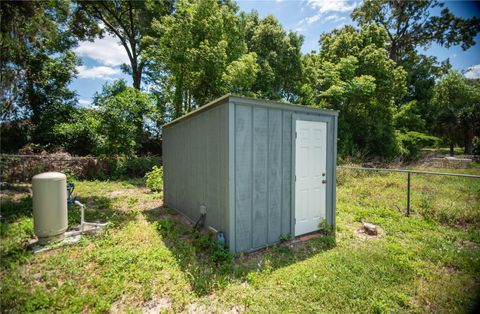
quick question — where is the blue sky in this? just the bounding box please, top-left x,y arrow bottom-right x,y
70,0 -> 480,107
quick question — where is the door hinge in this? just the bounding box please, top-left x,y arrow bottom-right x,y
295,131 -> 297,139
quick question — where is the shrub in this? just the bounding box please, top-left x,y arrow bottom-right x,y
396,131 -> 440,161
107,156 -> 162,179
145,165 -> 163,192
472,136 -> 480,155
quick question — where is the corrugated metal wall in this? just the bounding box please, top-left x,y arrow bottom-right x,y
233,102 -> 294,252
163,102 -> 229,235
163,95 -> 337,254
231,99 -> 337,253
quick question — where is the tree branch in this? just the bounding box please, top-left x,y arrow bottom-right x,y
86,2 -> 135,64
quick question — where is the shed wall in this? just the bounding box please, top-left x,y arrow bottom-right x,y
163,102 -> 230,235
231,99 -> 337,253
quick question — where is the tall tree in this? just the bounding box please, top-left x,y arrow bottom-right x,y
432,71 -> 480,155
352,0 -> 480,63
73,0 -> 173,90
1,0 -> 82,151
55,80 -> 157,156
242,12 -> 304,102
300,24 -> 407,159
1,0 -> 79,120
145,0 -> 252,118
352,0 -> 480,112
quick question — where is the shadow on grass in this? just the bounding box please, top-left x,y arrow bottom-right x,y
71,195 -> 139,228
0,183 -> 31,193
115,177 -> 146,188
1,195 -> 33,223
143,206 -> 336,297
0,194 -> 139,270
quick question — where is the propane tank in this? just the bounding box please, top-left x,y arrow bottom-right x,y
32,172 -> 68,244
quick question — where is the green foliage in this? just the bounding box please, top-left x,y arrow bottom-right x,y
352,0 -> 479,140
108,156 -> 162,179
352,0 -> 480,63
54,80 -> 157,156
279,233 -> 292,243
472,137 -> 480,155
1,1 -> 81,151
431,71 -> 480,154
2,172 -> 479,312
145,0 -> 247,118
0,120 -> 32,153
301,24 -> 407,159
191,231 -> 235,264
393,100 -> 426,133
73,0 -> 173,89
318,219 -> 334,236
222,52 -> 260,95
396,131 -> 440,161
210,243 -> 234,264
145,1 -> 303,118
243,13 -> 304,101
145,165 -> 163,192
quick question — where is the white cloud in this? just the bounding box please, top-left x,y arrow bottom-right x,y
76,65 -> 120,80
465,64 -> 480,79
305,14 -> 322,25
74,33 -> 129,66
78,99 -> 92,107
307,0 -> 359,13
294,1 -> 355,31
295,11 -> 349,32
324,14 -> 347,22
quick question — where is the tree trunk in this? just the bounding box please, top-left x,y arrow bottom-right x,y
132,63 -> 142,90
449,141 -> 454,156
173,74 -> 183,119
464,127 -> 474,155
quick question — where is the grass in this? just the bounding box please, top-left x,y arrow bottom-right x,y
1,167 -> 479,313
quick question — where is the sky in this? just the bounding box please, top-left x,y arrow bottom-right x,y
70,0 -> 480,107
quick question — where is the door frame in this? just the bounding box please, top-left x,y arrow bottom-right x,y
290,114 -> 336,237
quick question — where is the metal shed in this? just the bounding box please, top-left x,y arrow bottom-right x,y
162,94 -> 338,253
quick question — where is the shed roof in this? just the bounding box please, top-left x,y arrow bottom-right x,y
162,94 -> 338,129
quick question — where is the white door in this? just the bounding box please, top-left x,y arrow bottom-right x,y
294,120 -> 327,236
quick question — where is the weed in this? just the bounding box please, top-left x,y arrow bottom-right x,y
318,219 -> 334,236
279,233 -> 292,242
0,168 -> 479,312
145,165 -> 163,192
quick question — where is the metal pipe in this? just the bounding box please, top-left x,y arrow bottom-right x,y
74,200 -> 85,231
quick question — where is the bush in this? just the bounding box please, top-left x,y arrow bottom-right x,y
396,131 -> 440,161
108,156 -> 162,179
145,165 -> 163,192
472,136 -> 480,155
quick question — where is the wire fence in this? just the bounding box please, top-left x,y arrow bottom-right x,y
337,165 -> 480,216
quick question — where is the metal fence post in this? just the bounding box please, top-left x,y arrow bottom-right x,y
406,172 -> 411,216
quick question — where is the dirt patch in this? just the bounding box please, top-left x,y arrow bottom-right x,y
0,186 -> 31,204
186,302 -> 243,314
141,297 -> 172,313
111,296 -> 172,313
110,190 -> 125,197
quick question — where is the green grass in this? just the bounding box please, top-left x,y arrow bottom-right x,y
1,168 -> 479,313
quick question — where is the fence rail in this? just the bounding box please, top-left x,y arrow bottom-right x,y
337,165 -> 480,216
